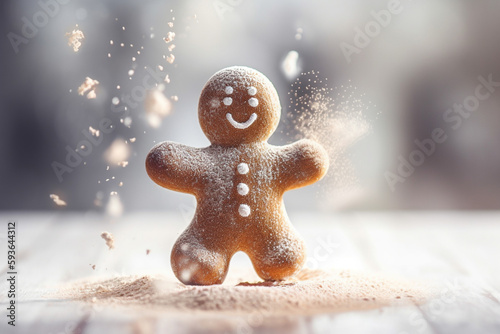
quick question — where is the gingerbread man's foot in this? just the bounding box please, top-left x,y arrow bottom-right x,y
247,233 -> 307,281
171,233 -> 230,285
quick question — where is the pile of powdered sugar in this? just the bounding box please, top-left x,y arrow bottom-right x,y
56,269 -> 430,316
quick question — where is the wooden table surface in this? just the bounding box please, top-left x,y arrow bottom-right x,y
1,211 -> 500,334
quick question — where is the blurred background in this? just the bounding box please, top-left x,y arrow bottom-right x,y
1,0 -> 500,213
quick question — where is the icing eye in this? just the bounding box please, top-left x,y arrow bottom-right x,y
248,86 -> 257,96
225,86 -> 233,94
223,97 -> 233,106
248,97 -> 258,107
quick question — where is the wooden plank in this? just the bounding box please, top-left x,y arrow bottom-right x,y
0,212 -> 58,275
291,212 -> 375,271
336,212 -> 436,334
411,212 -> 500,334
306,308 -> 434,334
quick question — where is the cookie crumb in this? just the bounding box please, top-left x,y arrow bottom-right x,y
166,54 -> 175,64
50,194 -> 67,206
78,77 -> 99,99
101,232 -> 115,250
164,31 -> 175,43
65,26 -> 84,52
89,126 -> 100,137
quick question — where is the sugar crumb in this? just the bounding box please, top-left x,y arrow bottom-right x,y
166,54 -> 175,64
65,26 -> 85,52
78,77 -> 99,99
164,31 -> 175,43
50,194 -> 67,206
100,231 -> 115,250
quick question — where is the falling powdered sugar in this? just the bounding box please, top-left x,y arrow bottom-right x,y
287,71 -> 374,208
144,87 -> 173,128
106,193 -> 123,218
103,138 -> 131,166
281,51 -> 301,80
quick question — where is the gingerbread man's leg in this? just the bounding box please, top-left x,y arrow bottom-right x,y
244,225 -> 307,281
171,226 -> 232,285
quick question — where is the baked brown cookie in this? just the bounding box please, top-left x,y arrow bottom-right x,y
146,66 -> 329,285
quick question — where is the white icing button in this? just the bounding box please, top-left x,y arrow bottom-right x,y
238,204 -> 251,217
225,86 -> 233,94
248,86 -> 257,96
248,97 -> 258,107
237,163 -> 249,174
223,97 -> 233,106
237,183 -> 249,196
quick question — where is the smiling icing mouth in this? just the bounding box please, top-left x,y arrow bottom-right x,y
226,113 -> 258,129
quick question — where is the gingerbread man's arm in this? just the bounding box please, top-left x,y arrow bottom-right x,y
277,139 -> 329,191
146,141 -> 203,194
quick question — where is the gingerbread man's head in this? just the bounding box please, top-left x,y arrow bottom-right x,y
198,66 -> 281,146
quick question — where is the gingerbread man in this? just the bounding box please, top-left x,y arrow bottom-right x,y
146,66 -> 329,285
